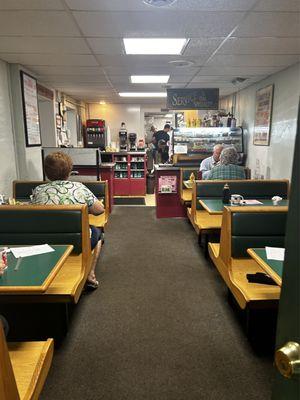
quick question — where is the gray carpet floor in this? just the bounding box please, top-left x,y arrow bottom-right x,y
41,207 -> 273,400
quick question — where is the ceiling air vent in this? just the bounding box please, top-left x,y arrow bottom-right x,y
231,77 -> 248,85
143,0 -> 177,7
168,60 -> 195,68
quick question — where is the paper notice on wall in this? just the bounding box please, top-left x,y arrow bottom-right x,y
265,247 -> 285,261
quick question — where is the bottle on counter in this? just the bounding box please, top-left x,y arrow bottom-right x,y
222,183 -> 230,204
189,172 -> 195,182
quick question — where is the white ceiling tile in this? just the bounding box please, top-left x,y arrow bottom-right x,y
254,0 -> 300,12
190,75 -> 244,82
87,38 -> 125,55
29,66 -> 104,75
73,11 -> 245,38
187,82 -> 235,88
96,54 -> 206,68
66,0 -> 257,11
235,12 -> 300,37
197,65 -> 284,75
219,37 -> 300,55
0,53 -> 98,66
0,0 -> 64,9
168,75 -> 193,83
102,65 -> 200,75
114,83 -> 185,91
107,76 -> 131,84
51,83 -> 112,90
0,11 -> 80,36
0,37 -> 91,54
37,74 -> 108,83
183,38 -> 225,55
207,54 -> 300,67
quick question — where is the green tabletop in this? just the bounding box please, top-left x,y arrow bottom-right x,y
247,248 -> 283,286
0,245 -> 72,292
199,199 -> 289,214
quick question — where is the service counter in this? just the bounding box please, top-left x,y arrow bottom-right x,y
154,165 -> 186,219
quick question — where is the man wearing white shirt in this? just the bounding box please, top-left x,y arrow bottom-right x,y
200,144 -> 223,179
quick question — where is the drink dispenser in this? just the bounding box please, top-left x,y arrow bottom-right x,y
85,119 -> 106,149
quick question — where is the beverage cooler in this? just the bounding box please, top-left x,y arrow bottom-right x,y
84,119 -> 107,150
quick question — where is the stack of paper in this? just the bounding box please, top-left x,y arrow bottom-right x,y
10,244 -> 54,259
266,247 -> 285,261
243,200 -> 263,205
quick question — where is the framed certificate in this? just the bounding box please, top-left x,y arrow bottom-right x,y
253,84 -> 274,146
20,71 -> 41,147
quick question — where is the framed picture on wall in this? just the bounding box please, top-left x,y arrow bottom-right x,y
253,84 -> 274,146
20,71 -> 41,147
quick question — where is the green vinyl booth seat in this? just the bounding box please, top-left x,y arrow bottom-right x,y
195,179 -> 289,210
13,180 -> 106,207
231,211 -> 287,258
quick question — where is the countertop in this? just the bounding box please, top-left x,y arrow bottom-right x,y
99,163 -> 116,168
100,151 -> 146,155
154,164 -> 181,171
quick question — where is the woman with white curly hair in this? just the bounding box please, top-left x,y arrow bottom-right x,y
206,147 -> 245,180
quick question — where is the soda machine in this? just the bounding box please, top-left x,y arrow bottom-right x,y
85,119 -> 107,149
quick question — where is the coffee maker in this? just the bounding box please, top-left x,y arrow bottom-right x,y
128,132 -> 137,151
119,122 -> 128,151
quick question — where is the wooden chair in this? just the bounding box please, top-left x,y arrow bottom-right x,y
208,206 -> 288,310
0,321 -> 54,399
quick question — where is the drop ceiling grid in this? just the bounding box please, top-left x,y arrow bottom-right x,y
0,0 -> 298,102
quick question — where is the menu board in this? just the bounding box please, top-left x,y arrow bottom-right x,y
253,84 -> 274,146
20,71 -> 41,147
167,88 -> 219,110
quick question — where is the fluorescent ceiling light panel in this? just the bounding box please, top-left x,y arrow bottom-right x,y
123,38 -> 188,55
119,92 -> 167,98
131,75 -> 170,84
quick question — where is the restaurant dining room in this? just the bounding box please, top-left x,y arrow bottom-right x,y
0,1 -> 299,399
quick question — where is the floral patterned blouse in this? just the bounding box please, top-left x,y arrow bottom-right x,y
32,180 -> 97,207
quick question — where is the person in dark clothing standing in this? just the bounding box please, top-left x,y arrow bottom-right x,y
152,124 -> 171,163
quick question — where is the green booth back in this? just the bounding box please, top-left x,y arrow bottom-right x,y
0,208 -> 84,254
231,211 -> 287,258
14,181 -> 106,206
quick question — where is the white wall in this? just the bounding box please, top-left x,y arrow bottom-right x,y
66,109 -> 78,147
88,103 -> 142,143
0,59 -> 18,196
39,98 -> 57,147
9,64 -> 43,180
87,103 -> 166,144
235,63 -> 300,179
